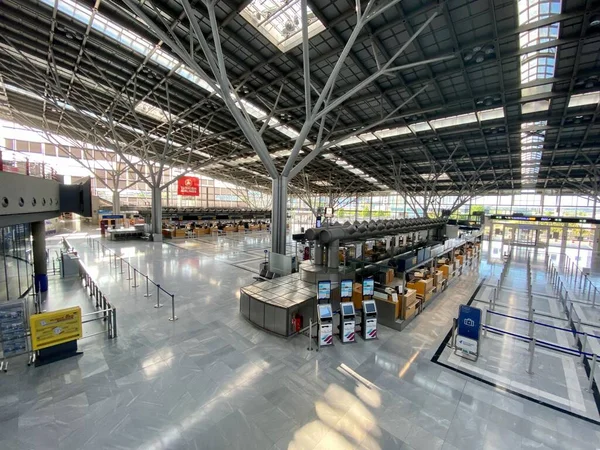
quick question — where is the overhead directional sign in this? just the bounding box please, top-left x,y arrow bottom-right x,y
490,215 -> 600,224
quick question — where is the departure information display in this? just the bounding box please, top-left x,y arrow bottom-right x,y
490,215 -> 600,224
340,279 -> 353,298
363,279 -> 374,296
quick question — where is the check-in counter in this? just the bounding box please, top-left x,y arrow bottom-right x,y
433,270 -> 444,288
224,225 -> 237,233
407,278 -> 433,298
194,228 -> 210,236
439,264 -> 451,279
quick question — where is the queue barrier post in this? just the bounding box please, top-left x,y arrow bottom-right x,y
307,318 -> 312,351
132,269 -> 139,288
154,284 -> 163,308
144,275 -> 152,298
483,310 -> 488,337
126,264 -> 132,281
593,288 -> 597,307
120,257 -> 124,274
169,294 -> 178,321
587,354 -> 597,392
112,308 -> 117,338
580,334 -> 588,364
527,338 -> 536,374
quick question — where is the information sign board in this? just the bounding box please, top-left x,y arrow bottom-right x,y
0,300 -> 28,358
457,305 -> 481,340
30,307 -> 82,351
456,304 -> 481,360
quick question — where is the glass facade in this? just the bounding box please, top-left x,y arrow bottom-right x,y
0,224 -> 33,302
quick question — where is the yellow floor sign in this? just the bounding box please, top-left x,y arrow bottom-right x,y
30,306 -> 82,351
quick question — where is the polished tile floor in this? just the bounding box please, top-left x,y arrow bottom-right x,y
1,234 -> 599,449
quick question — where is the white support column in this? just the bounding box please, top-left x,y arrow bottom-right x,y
151,186 -> 163,241
271,176 -> 288,255
112,190 -> 121,214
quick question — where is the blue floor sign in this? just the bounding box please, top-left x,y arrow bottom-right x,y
457,305 -> 481,340
456,305 -> 482,360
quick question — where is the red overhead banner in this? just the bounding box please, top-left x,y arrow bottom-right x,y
177,176 -> 200,196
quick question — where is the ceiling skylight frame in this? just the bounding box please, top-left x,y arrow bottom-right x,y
240,0 -> 326,53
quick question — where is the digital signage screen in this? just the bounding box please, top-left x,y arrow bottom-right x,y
340,279 -> 353,298
317,280 -> 331,300
363,278 -> 374,296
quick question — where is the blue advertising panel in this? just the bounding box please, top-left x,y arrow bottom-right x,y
317,280 -> 331,300
363,278 -> 374,296
340,279 -> 353,298
457,305 -> 481,340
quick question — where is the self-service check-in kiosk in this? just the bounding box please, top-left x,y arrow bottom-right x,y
361,300 -> 378,340
339,302 -> 356,343
317,304 -> 333,347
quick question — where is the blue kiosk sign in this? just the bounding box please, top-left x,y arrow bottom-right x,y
455,304 -> 482,361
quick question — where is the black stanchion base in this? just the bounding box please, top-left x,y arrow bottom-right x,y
34,340 -> 82,367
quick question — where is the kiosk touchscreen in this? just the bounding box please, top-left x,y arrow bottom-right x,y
363,278 -> 374,297
339,302 -> 356,343
361,300 -> 378,340
317,304 -> 333,347
317,280 -> 331,302
340,279 -> 353,299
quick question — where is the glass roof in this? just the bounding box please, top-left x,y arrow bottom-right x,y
39,0 -> 303,143
240,0 -> 326,53
517,0 -> 561,190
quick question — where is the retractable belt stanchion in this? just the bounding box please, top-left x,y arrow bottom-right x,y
132,269 -> 139,288
587,354 -> 597,392
144,274 -> 152,297
154,284 -> 163,308
169,294 -> 177,321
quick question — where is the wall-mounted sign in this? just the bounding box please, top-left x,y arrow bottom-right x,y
30,307 -> 82,351
177,176 -> 200,196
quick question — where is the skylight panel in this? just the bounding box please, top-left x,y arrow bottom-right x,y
430,113 -> 477,130
359,133 -> 378,141
568,91 -> 600,108
373,126 -> 411,139
135,101 -> 169,123
522,100 -> 550,114
521,83 -> 553,97
240,0 -> 326,53
338,136 -> 363,146
409,122 -> 432,133
477,107 -> 505,122
421,173 -> 450,181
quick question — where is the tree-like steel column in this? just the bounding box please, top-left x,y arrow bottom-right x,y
123,0 -> 449,254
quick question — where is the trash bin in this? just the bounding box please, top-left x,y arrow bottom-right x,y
35,274 -> 48,293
